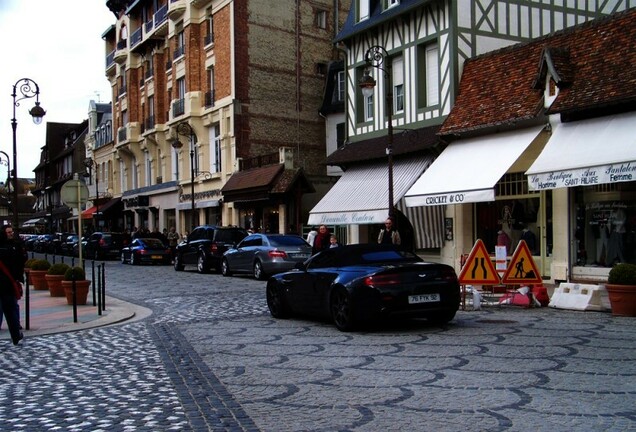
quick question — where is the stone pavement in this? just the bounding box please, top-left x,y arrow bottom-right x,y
0,261 -> 634,432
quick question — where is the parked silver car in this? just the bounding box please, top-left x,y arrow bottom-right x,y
221,233 -> 312,280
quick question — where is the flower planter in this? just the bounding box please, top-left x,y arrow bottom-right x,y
30,270 -> 49,290
605,284 -> 636,317
61,280 -> 91,305
45,274 -> 66,297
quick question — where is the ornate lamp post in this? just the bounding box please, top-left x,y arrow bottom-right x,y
11,78 -> 46,232
170,122 -> 197,231
359,46 -> 394,219
84,158 -> 100,228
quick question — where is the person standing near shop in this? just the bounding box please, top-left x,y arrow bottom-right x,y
378,218 -> 401,245
0,225 -> 26,345
312,225 -> 331,255
166,226 -> 181,263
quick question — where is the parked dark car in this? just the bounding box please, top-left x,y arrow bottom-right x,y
265,243 -> 461,332
222,233 -> 312,280
120,237 -> 172,265
85,232 -> 129,260
22,234 -> 39,251
60,234 -> 80,256
174,225 -> 248,273
33,234 -> 56,253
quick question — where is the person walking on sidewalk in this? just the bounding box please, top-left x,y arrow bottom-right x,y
378,218 -> 401,246
0,225 -> 26,345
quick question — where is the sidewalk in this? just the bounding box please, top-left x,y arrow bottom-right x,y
0,286 -> 150,338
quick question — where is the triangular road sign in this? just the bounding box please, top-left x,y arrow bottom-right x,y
502,240 -> 543,284
458,239 -> 501,285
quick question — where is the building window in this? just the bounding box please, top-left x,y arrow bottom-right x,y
392,56 -> 404,113
119,159 -> 127,192
358,0 -> 369,22
316,9 -> 327,29
205,66 -> 215,107
365,93 -> 374,122
145,151 -> 152,186
384,0 -> 399,9
131,156 -> 138,190
417,42 -> 439,108
210,124 -> 221,173
336,123 -> 345,148
205,8 -> 214,45
335,71 -> 345,102
175,23 -> 185,59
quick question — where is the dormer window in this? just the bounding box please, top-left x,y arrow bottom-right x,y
358,0 -> 369,22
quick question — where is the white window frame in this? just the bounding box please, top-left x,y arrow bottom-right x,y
336,71 -> 345,102
209,124 -> 222,173
358,0 -> 369,21
425,43 -> 439,107
145,151 -> 152,186
392,56 -> 404,113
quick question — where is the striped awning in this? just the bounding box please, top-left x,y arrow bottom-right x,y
396,200 -> 445,249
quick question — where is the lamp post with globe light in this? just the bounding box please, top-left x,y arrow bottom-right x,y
170,122 -> 198,231
11,78 -> 46,232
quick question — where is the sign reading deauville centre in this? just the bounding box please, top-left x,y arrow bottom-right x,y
528,162 -> 636,191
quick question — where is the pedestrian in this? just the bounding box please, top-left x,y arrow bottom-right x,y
306,226 -> 318,246
329,234 -> 340,248
167,226 -> 180,263
0,225 -> 26,345
312,225 -> 331,255
377,218 -> 401,245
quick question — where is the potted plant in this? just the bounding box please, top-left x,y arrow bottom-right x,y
605,263 -> 636,317
45,263 -> 71,297
29,259 -> 52,290
24,258 -> 38,284
62,266 -> 91,305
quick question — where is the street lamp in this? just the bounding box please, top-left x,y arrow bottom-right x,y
84,158 -> 99,229
360,46 -> 394,219
11,78 -> 46,233
170,122 -> 197,231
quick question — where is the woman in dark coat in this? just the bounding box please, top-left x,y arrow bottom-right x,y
0,225 -> 26,345
311,225 -> 331,255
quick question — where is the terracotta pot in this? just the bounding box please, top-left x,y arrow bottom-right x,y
30,270 -> 49,290
45,274 -> 66,297
605,284 -> 636,317
61,280 -> 91,305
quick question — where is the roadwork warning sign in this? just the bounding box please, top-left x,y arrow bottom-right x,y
501,240 -> 542,284
458,239 -> 501,285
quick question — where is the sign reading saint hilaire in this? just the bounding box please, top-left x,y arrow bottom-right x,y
501,240 -> 543,284
458,239 -> 501,285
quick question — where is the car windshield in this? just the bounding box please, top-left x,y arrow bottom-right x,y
268,236 -> 307,246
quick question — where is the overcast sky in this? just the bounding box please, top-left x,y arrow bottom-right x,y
0,0 -> 114,180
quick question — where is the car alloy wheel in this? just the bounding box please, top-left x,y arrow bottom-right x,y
330,287 -> 356,332
221,259 -> 232,277
253,260 -> 265,280
174,254 -> 184,271
266,282 -> 290,318
197,253 -> 209,274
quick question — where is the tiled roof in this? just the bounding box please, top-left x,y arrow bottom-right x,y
440,8 -> 636,135
326,124 -> 440,166
221,164 -> 284,193
270,168 -> 315,194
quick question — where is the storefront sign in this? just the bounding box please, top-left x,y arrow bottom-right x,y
528,162 -> 636,190
405,189 -> 495,207
308,209 -> 388,225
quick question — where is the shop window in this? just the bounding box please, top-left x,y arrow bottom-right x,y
574,184 -> 635,267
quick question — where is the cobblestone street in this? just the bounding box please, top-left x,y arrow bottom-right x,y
1,261 -> 634,431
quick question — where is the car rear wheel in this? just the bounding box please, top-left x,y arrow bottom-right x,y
174,254 -> 184,271
266,281 -> 290,318
221,259 -> 232,277
197,253 -> 209,274
330,287 -> 356,332
253,260 -> 266,280
121,252 -> 127,264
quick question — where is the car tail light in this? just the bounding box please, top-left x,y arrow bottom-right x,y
140,249 -> 148,255
269,250 -> 287,258
363,274 -> 401,286
99,239 -> 106,246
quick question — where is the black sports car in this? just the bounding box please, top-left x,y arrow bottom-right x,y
266,243 -> 461,331
120,238 -> 171,265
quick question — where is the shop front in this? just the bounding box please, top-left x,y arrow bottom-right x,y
405,126 -> 553,277
526,112 -> 636,282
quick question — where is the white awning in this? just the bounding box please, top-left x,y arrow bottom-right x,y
308,156 -> 434,225
526,112 -> 636,190
405,126 -> 545,206
22,218 -> 46,227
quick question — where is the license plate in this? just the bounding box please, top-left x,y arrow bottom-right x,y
408,293 -> 440,304
292,253 -> 309,259
151,255 -> 163,259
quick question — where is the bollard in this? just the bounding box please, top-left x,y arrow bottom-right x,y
91,260 -> 96,307
97,264 -> 102,316
101,263 -> 106,310
24,269 -> 30,331
71,278 -> 78,323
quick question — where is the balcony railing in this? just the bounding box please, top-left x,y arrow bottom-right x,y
117,39 -> 127,50
204,90 -> 215,107
117,127 -> 127,143
155,4 -> 168,27
106,50 -> 115,68
204,33 -> 214,46
145,19 -> 154,33
130,27 -> 143,49
118,85 -> 127,97
173,45 -> 185,59
145,68 -> 154,79
172,99 -> 185,117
